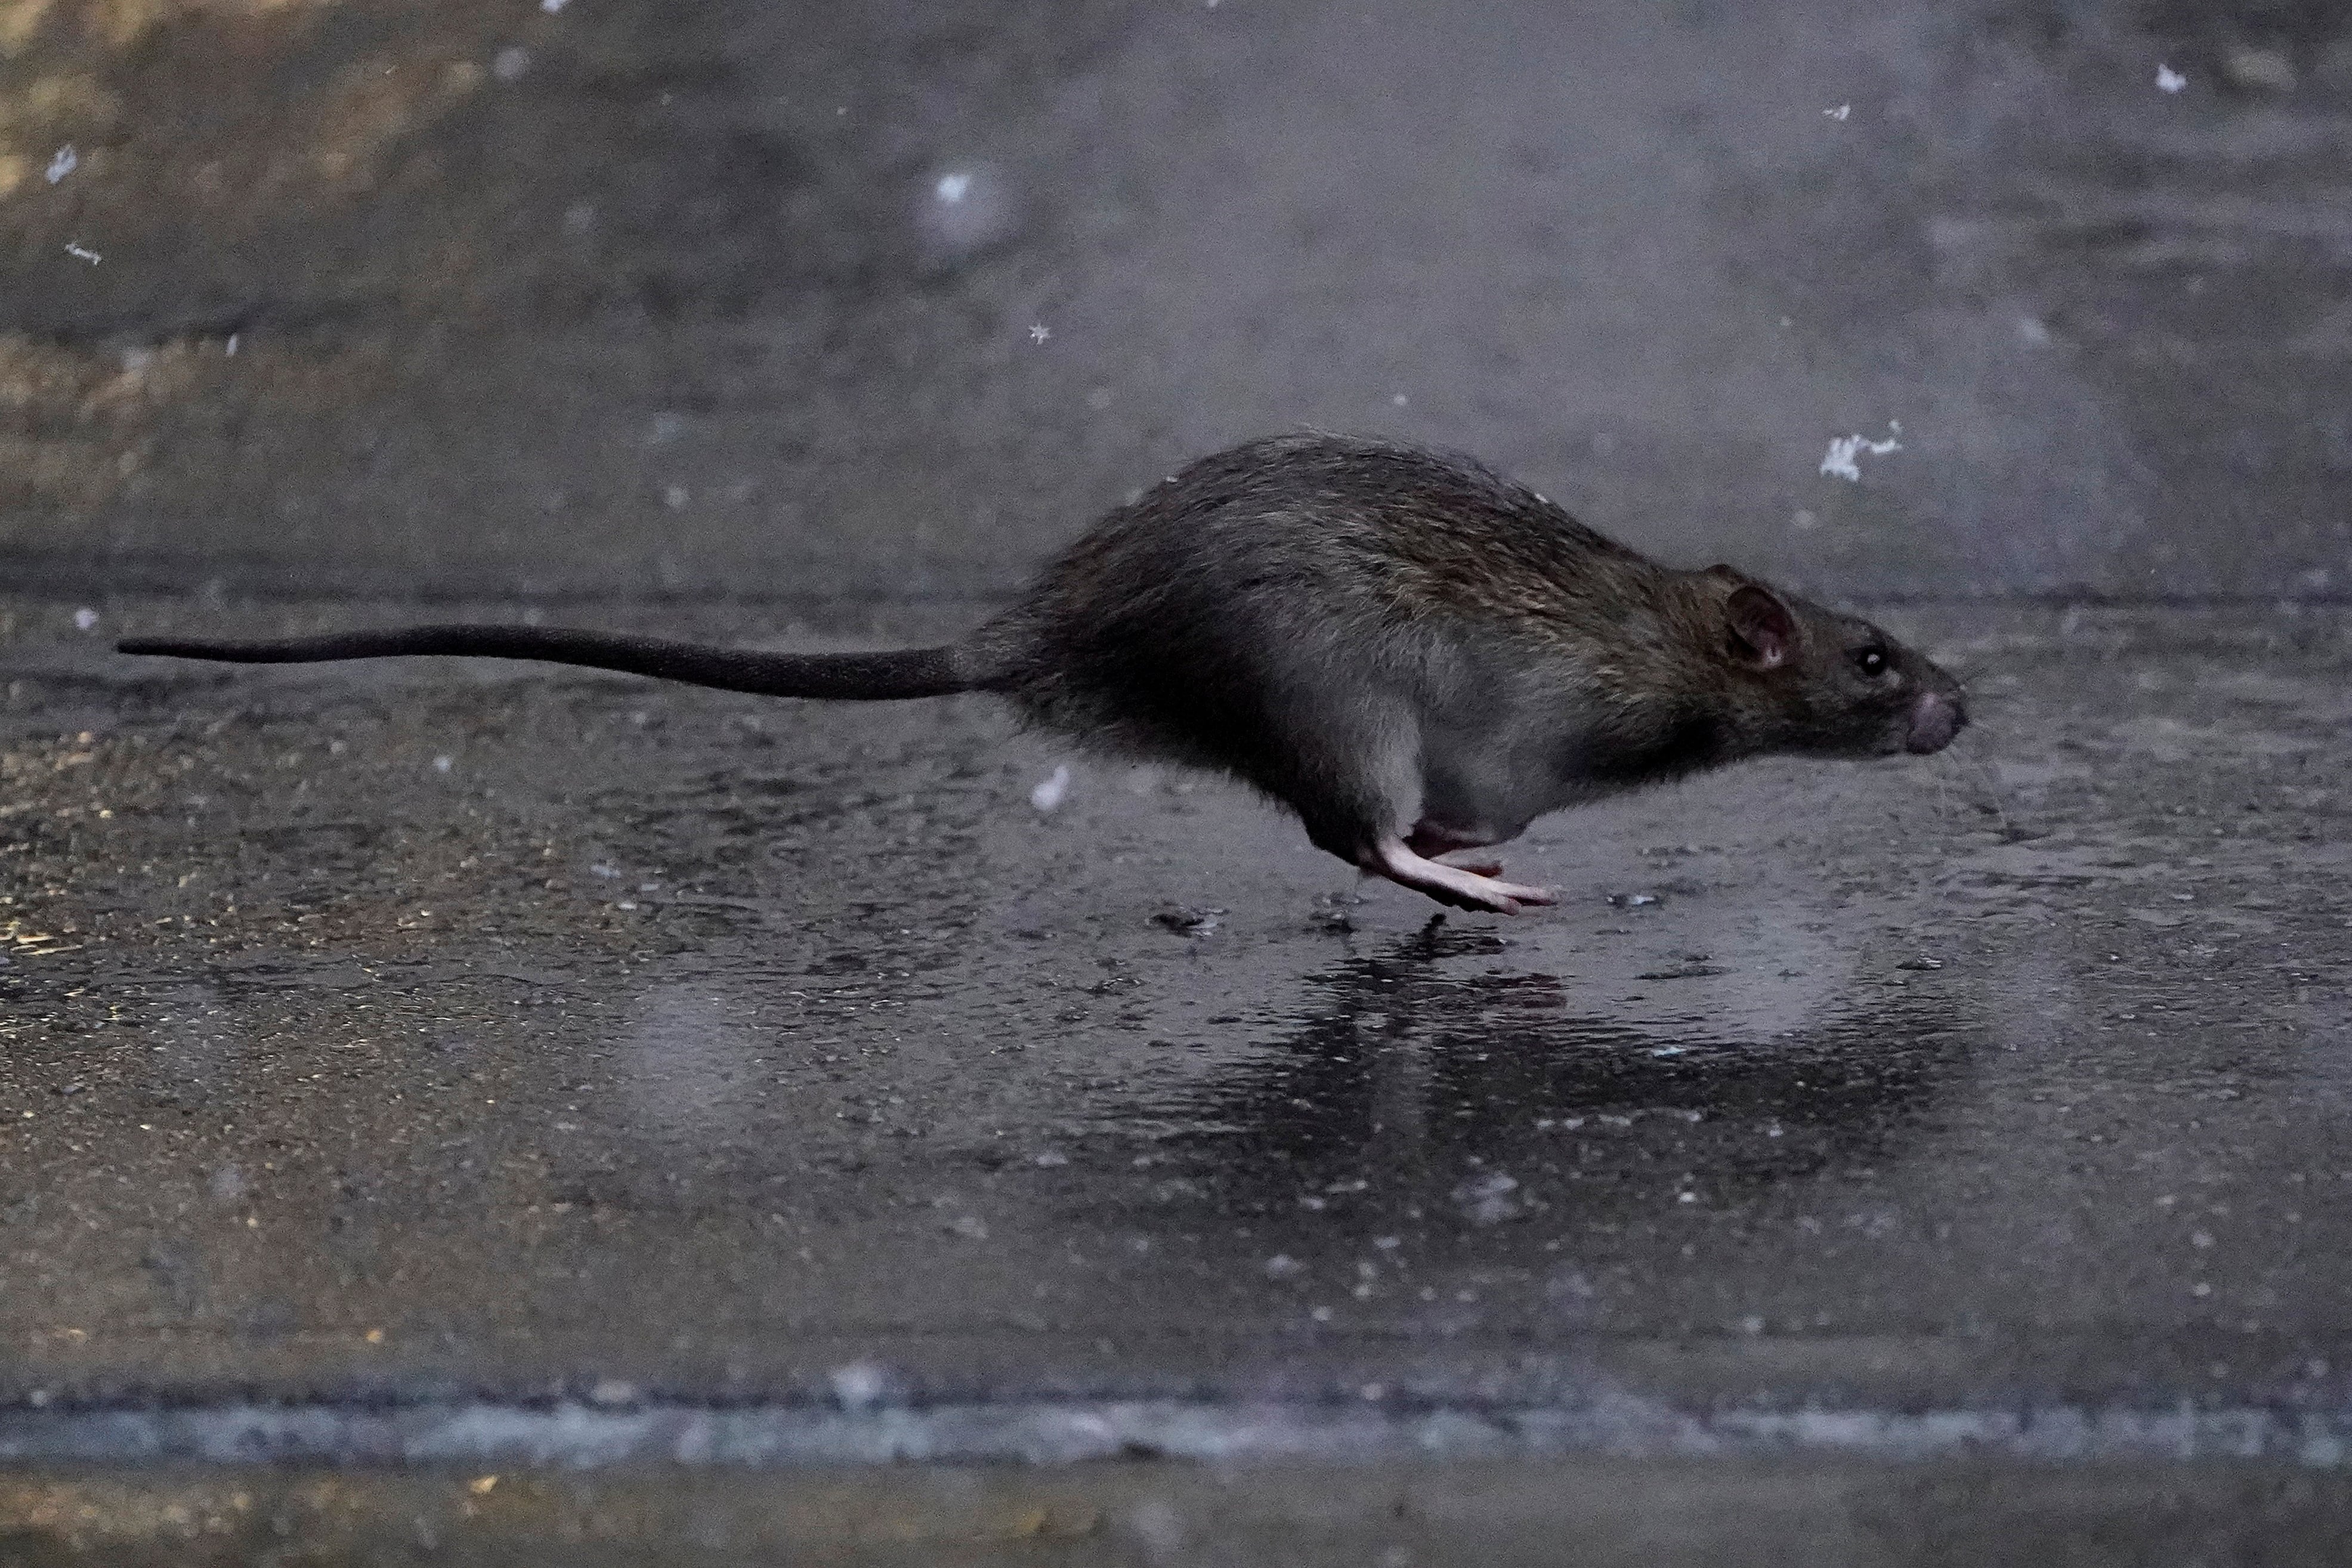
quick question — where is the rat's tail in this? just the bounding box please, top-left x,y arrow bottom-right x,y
118,626 -> 986,701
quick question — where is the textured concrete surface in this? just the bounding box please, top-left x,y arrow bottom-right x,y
7,0 -> 2352,1558
2,0 -> 2350,601
5,1457 -> 2352,1566
6,599 -> 2351,1441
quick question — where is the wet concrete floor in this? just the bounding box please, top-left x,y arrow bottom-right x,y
6,0 -> 2352,1555
4,593 -> 2351,1517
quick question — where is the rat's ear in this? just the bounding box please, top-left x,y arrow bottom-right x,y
1726,584 -> 1795,669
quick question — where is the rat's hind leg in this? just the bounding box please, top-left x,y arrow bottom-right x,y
1371,838 -> 1555,914
1262,690 -> 1553,916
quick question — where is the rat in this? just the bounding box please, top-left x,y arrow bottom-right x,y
120,432 -> 1966,913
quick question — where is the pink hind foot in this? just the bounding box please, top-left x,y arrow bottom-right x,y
1404,822 -> 1509,882
1368,838 -> 1555,915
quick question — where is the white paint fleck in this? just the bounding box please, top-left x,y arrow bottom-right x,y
45,146 -> 77,184
493,46 -> 531,83
540,0 -> 569,11
433,755 -> 453,773
1820,422 -> 1903,482
1028,323 -> 1051,344
2156,64 -> 2187,93
64,243 -> 100,265
934,171 -> 971,203
1824,103 -> 1851,120
72,608 -> 98,632
1029,763 -> 1071,813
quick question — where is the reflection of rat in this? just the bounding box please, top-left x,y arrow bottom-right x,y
122,433 -> 1965,913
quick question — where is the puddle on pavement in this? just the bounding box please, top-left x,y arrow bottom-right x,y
2,604 -> 2351,1410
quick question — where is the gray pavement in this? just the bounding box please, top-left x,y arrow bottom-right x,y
7,596 -> 2352,1558
4,0 -> 2350,602
6,0 -> 2352,1558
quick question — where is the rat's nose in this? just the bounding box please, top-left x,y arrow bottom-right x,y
1905,690 -> 1964,754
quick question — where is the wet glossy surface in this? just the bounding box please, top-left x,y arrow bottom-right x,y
4,597 -> 2349,1437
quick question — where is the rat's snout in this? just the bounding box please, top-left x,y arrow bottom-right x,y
1903,688 -> 1966,754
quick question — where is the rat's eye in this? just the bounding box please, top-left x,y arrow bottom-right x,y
1852,646 -> 1889,678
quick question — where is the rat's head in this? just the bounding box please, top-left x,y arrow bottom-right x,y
1699,567 -> 1966,760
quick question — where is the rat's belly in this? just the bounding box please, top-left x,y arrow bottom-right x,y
1415,724 -> 1600,845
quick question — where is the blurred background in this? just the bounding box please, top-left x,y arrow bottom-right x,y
1,0 -> 2348,603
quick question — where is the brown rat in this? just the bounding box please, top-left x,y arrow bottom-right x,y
121,432 -> 1967,913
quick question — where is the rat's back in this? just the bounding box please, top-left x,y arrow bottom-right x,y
968,432 -> 1673,773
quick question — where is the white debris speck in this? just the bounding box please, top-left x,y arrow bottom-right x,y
225,333 -> 240,356
2156,64 -> 2187,93
1309,1305 -> 1333,1323
432,755 -> 453,773
493,46 -> 530,82
2017,316 -> 2051,344
934,171 -> 972,203
828,1360 -> 888,1411
64,243 -> 100,265
1028,323 -> 1051,344
616,900 -> 637,911
1791,509 -> 1819,531
663,484 -> 690,509
72,608 -> 98,632
1390,392 -> 1409,407
1820,422 -> 1903,481
540,0 -> 569,11
590,862 -> 619,879
1028,763 -> 1071,813
946,1214 -> 990,1241
1824,103 -> 1851,120
1263,1254 -> 1304,1279
45,146 -> 78,184
1032,1149 -> 1070,1168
